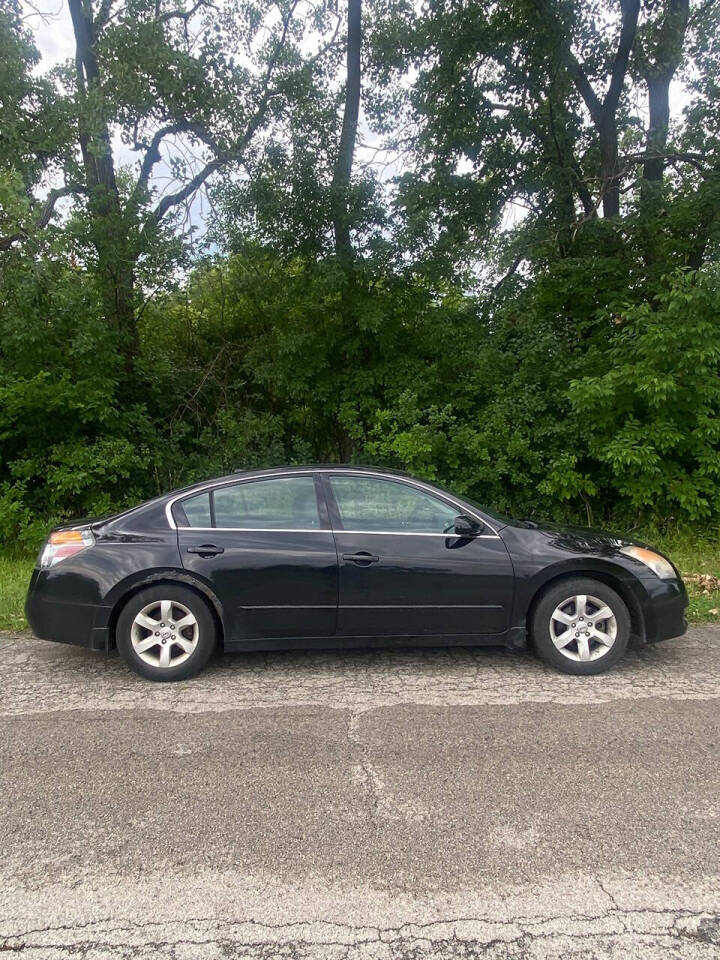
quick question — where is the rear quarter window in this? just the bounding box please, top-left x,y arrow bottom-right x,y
176,492 -> 211,527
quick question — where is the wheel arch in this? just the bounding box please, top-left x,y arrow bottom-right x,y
107,571 -> 225,650
525,568 -> 646,642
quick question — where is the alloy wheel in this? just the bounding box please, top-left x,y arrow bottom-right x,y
130,599 -> 199,668
549,593 -> 617,663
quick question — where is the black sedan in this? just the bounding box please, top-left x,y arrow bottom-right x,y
25,465 -> 688,681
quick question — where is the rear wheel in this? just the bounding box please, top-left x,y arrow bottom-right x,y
116,584 -> 217,681
531,577 -> 630,675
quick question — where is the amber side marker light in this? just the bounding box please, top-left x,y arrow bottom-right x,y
40,528 -> 95,569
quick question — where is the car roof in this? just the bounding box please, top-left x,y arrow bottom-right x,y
169,464 -> 413,499
233,464 -> 411,478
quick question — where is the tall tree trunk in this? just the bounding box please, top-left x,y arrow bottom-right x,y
329,0 -> 362,460
68,0 -> 138,367
640,0 -> 690,184
598,113 -> 621,218
566,0 -> 640,218
331,0 -> 361,259
643,74 -> 671,183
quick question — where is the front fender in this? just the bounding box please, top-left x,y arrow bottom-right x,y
510,556 -> 651,642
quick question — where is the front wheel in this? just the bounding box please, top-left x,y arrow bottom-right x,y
116,584 -> 217,682
530,577 -> 630,675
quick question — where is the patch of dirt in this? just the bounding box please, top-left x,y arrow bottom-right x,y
685,573 -> 720,594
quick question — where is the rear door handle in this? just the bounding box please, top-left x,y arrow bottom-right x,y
342,552 -> 379,565
186,544 -> 224,557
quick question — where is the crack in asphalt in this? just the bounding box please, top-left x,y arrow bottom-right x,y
347,710 -> 383,828
2,906 -> 719,958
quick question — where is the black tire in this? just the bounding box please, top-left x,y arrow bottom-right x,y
116,583 -> 217,682
530,577 -> 630,676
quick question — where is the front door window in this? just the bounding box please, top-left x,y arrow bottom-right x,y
329,475 -> 458,533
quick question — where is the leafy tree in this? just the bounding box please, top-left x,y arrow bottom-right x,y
0,0 -> 337,365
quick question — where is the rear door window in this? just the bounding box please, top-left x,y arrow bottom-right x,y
212,475 -> 320,529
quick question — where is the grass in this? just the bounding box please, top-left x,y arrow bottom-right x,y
0,529 -> 717,633
0,553 -> 35,632
651,531 -> 720,625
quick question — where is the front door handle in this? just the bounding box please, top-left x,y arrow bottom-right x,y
342,552 -> 379,565
186,544 -> 224,557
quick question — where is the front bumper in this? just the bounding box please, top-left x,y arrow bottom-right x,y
638,576 -> 688,644
25,568 -> 111,651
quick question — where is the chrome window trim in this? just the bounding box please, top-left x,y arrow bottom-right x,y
169,526 -> 498,538
174,527 -> 327,534
165,468 -> 501,537
331,529 -> 500,538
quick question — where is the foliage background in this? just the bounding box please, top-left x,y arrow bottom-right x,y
1,0 -> 719,556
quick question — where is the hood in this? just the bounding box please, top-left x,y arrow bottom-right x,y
508,518 -> 648,555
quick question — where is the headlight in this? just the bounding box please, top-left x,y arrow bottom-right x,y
39,528 -> 95,569
620,545 -> 676,579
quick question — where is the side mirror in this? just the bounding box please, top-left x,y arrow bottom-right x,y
453,514 -> 482,537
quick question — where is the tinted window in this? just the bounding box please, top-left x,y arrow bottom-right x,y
213,476 -> 320,529
181,492 -> 211,527
329,475 -> 458,533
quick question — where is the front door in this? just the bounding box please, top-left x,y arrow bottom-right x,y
177,474 -> 337,642
323,473 -> 514,640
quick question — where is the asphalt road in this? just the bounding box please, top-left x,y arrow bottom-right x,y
1,627 -> 719,959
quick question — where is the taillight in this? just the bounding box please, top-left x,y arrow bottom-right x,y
39,528 -> 95,569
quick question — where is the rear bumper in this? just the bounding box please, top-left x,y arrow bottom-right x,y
25,569 -> 111,652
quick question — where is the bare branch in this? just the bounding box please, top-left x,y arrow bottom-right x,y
144,0 -> 303,229
157,0 -> 215,24
492,254 -> 523,291
135,124 -> 186,192
130,120 -> 224,210
95,0 -> 116,29
0,184 -> 84,252
150,158 -> 221,224
36,186 -> 77,228
21,0 -> 62,25
566,54 -> 602,125
622,149 -> 710,171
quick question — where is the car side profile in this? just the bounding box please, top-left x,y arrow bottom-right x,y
25,465 -> 688,681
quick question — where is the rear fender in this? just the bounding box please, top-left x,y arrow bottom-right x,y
104,569 -> 225,649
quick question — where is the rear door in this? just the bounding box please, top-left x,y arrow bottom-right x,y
323,473 -> 514,640
176,473 -> 338,642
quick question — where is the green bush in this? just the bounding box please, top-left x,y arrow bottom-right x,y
2,245 -> 719,548
563,269 -> 720,521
